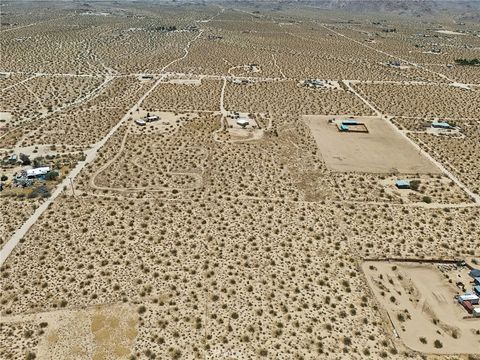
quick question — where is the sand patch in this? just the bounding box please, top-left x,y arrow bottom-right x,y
36,304 -> 138,360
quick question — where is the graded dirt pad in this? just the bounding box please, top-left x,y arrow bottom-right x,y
363,261 -> 480,355
303,115 -> 440,174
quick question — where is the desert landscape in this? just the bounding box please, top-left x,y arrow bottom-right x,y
1,1 -> 479,359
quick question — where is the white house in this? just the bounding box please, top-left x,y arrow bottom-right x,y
236,118 -> 249,128
26,167 -> 50,179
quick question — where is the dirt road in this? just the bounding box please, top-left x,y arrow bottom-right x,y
343,80 -> 480,204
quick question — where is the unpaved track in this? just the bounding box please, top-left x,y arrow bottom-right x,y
271,53 -> 286,79
0,76 -> 164,266
0,29 -> 205,267
0,74 -> 38,92
321,24 -> 455,83
0,76 -> 114,144
343,81 -> 480,204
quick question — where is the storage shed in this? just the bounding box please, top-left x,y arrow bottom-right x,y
458,293 -> 479,305
395,180 -> 411,189
432,121 -> 452,129
474,307 -> 480,318
8,154 -> 17,164
236,118 -> 249,128
469,269 -> 480,278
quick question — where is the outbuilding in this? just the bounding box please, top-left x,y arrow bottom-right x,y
474,285 -> 480,296
145,115 -> 160,122
474,277 -> 480,286
458,293 -> 479,305
236,118 -> 249,128
469,269 -> 480,279
474,307 -> 480,318
339,124 -> 349,132
432,121 -> 452,129
395,180 -> 411,189
26,167 -> 50,179
8,154 -> 17,164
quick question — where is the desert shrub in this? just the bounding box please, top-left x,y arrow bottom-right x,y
410,180 -> 421,191
45,170 -> 59,181
422,196 -> 432,204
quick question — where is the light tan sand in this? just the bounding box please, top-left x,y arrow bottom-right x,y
363,261 -> 480,354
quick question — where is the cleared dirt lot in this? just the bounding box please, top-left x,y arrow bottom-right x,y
363,261 -> 480,355
304,115 -> 440,174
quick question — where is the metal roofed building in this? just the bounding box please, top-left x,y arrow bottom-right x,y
432,121 -> 452,129
474,307 -> 480,318
458,293 -> 479,305
236,118 -> 250,128
395,180 -> 411,189
26,167 -> 50,179
469,269 -> 480,278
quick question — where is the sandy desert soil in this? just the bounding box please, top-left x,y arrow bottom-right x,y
1,2 -> 479,360
363,261 -> 480,354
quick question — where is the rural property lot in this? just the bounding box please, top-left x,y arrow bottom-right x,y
1,1 -> 480,359
303,115 -> 440,174
363,261 -> 480,355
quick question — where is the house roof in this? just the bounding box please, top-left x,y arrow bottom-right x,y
395,180 -> 410,187
26,167 -> 50,177
237,119 -> 249,125
459,293 -> 479,301
469,269 -> 480,278
432,121 -> 451,127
